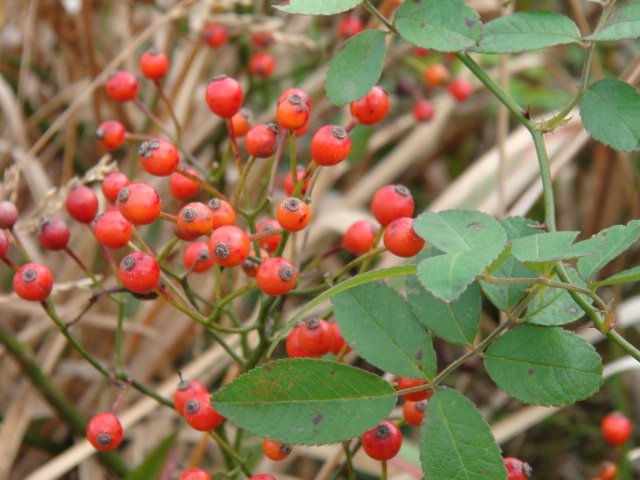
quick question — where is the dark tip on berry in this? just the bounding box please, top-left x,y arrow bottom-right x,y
208,198 -> 221,211
266,123 -> 279,134
394,185 -> 410,197
38,217 -> 51,234
375,423 -> 391,439
279,265 -> 294,281
306,318 -> 320,330
214,243 -> 230,259
239,108 -> 252,121
287,94 -> 304,105
121,255 -> 136,271
95,128 -> 105,139
181,207 -> 197,222
331,126 -> 347,139
146,46 -> 159,55
415,400 -> 428,412
117,187 -> 130,203
185,398 -> 200,414
282,198 -> 301,212
138,140 -> 160,158
97,433 -> 113,447
197,250 -> 211,262
280,443 -> 293,455
22,268 -> 37,283
212,74 -> 228,81
523,462 -> 533,478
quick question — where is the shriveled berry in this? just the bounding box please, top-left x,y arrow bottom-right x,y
106,71 -> 138,102
277,94 -> 310,131
371,185 -> 414,227
118,252 -> 160,293
205,75 -> 243,119
14,263 -> 54,301
383,217 -> 425,258
0,201 -> 19,229
256,257 -> 297,296
262,438 -> 292,461
184,392 -> 224,431
208,225 -> 250,267
245,124 -> 279,158
37,218 -> 70,250
183,242 -> 215,273
102,172 -> 130,203
342,220 -> 376,255
208,198 -> 236,228
139,48 -> 169,80
256,219 -> 282,253
96,120 -> 126,150
117,182 -> 162,225
249,52 -> 275,78
362,420 -> 402,461
396,377 -> 431,402
138,138 -> 179,177
202,23 -> 228,48
173,377 -> 207,414
87,413 -> 123,451
94,211 -> 132,249
310,125 -> 351,166
178,202 -> 214,237
298,318 -> 335,356
276,197 -> 311,232
170,168 -> 200,200
350,86 -> 389,125
66,186 -> 99,224
504,457 -> 532,480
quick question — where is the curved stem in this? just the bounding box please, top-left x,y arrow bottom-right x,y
363,0 -> 397,33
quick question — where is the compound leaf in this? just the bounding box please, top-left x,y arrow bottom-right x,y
591,266 -> 640,289
511,231 -> 605,263
526,268 -> 591,326
585,2 -> 640,41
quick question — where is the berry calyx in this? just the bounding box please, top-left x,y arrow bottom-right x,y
403,400 -> 427,426
66,186 -> 99,224
256,257 -> 297,296
116,182 -> 162,225
183,392 -> 224,431
37,217 -> 70,250
262,438 -> 293,461
105,71 -> 139,102
208,225 -> 251,267
14,263 -> 54,302
170,168 -> 201,200
278,88 -> 311,111
173,377 -> 207,414
310,125 -> 351,166
208,198 -> 237,229
178,202 -> 214,237
139,48 -> 169,80
205,75 -> 243,119
362,420 -> 402,461
601,412 -> 633,446
138,138 -> 179,177
96,120 -> 126,150
183,242 -> 215,273
350,86 -> 389,125
118,252 -> 160,293
276,94 -> 310,131
102,172 -> 130,203
298,318 -> 335,356
179,468 -> 211,480
249,52 -> 276,78
371,184 -> 414,227
86,413 -> 123,451
396,377 -> 431,402
504,457 -> 532,480
342,220 -> 377,255
0,201 -> 19,229
276,197 -> 311,232
245,124 -> 279,158
202,23 -> 228,48
93,211 -> 133,249
383,217 -> 425,258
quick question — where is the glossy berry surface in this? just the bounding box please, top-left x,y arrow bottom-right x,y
231,109 -> 252,137
170,168 -> 200,200
202,23 -> 228,48
504,457 -> 532,480
208,225 -> 250,267
601,412 -> 633,445
14,263 -> 54,302
0,230 -> 10,257
283,168 -> 309,196
139,48 -> 169,80
118,251 -> 161,293
183,392 -> 224,431
96,120 -> 126,150
413,99 -> 435,122
87,413 -> 123,451
350,86 -> 389,125
276,197 -> 311,232
178,202 -> 214,237
179,468 -> 211,480
66,186 -> 99,224
384,217 -> 425,258
286,326 -> 317,358
208,198 -> 236,228
256,219 -> 282,252
362,420 -> 402,461
245,124 -> 279,158
371,184 -> 414,227
298,318 -> 335,356
138,138 -> 179,177
310,125 -> 351,166
117,182 -> 162,225
262,438 -> 292,461
102,172 -> 130,203
249,53 -> 276,78
338,14 -> 363,39
342,220 -> 376,255
329,322 -> 350,355
256,257 -> 297,296
0,201 -> 19,229
403,400 -> 427,426
397,377 -> 431,402
183,242 -> 215,273
423,64 -> 449,88
173,378 -> 207,414
448,78 -> 474,102
105,71 -> 138,102
37,218 -> 70,250
94,210 -> 132,249
276,94 -> 310,131
205,75 -> 243,119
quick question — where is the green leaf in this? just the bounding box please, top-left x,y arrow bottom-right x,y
326,30 -> 387,106
580,78 -> 640,152
332,282 -> 437,379
500,216 -> 542,240
421,388 -> 507,480
591,266 -> 640,289
211,359 -> 396,445
414,209 -> 507,255
471,11 -> 581,53
395,0 -> 482,52
526,268 -> 591,326
406,277 -> 480,345
480,256 -> 537,312
124,430 -> 178,480
577,220 -> 640,280
484,325 -> 603,406
274,0 -> 362,15
511,231 -> 605,263
584,2 -> 640,41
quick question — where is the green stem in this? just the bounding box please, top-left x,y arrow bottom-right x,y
232,155 -> 257,209
208,429 -> 252,477
333,247 -> 386,283
288,130 -> 298,196
175,166 -> 226,200
362,0 -> 397,33
157,236 -> 180,263
114,296 -> 126,376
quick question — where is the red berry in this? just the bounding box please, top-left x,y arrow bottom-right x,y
248,476 -> 276,480
342,220 -> 377,255
178,202 -> 214,237
174,223 -> 199,242
278,88 -> 312,111
448,78 -> 474,102
329,322 -> 351,355
249,52 -> 275,78
13,263 -> 54,301
601,412 -> 633,446
170,168 -> 201,200
423,64 -> 450,88
256,219 -> 282,253
87,413 -> 123,451
286,326 -> 317,358
276,197 -> 311,232
94,210 -> 133,249
231,108 -> 252,137
310,125 -> 351,166
413,99 -> 435,122
205,75 -> 243,119
256,257 -> 297,296
37,218 -> 70,250
396,377 -> 432,402
179,468 -> 211,480
403,400 -> 427,426
138,138 -> 179,177
371,184 -> 414,226
251,31 -> 275,48
173,377 -> 207,414
139,48 -> 169,80
208,198 -> 236,228
262,438 -> 292,461
0,201 -> 19,229
338,14 -> 363,40
504,457 -> 532,480
383,217 -> 425,258
283,168 -> 309,196
118,252 -> 160,293
412,46 -> 430,57
277,94 -> 310,131
298,318 -> 335,356
106,71 -> 138,102
183,392 -> 224,431
96,120 -> 126,150
0,230 -> 10,257
208,225 -> 250,267
202,23 -> 228,48
66,186 -> 99,224
350,86 -> 389,125
245,124 -> 279,158
241,248 -> 269,277
102,172 -> 130,203
597,461 -> 617,480
362,420 -> 402,461
117,182 -> 162,225
183,242 -> 215,273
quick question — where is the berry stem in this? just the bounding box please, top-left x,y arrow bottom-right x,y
153,78 -> 182,141
362,0 -> 397,33
288,130 -> 298,196
176,166 -> 227,200
344,118 -> 358,133
247,227 -> 285,243
2,257 -> 18,270
207,430 -> 253,477
157,236 -> 180,263
9,227 -> 32,263
64,245 -> 107,289
206,281 -> 259,326
114,296 -> 126,377
380,460 -> 388,480
159,211 -> 178,223
226,118 -> 243,174
232,155 -> 257,210
333,246 -> 386,283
